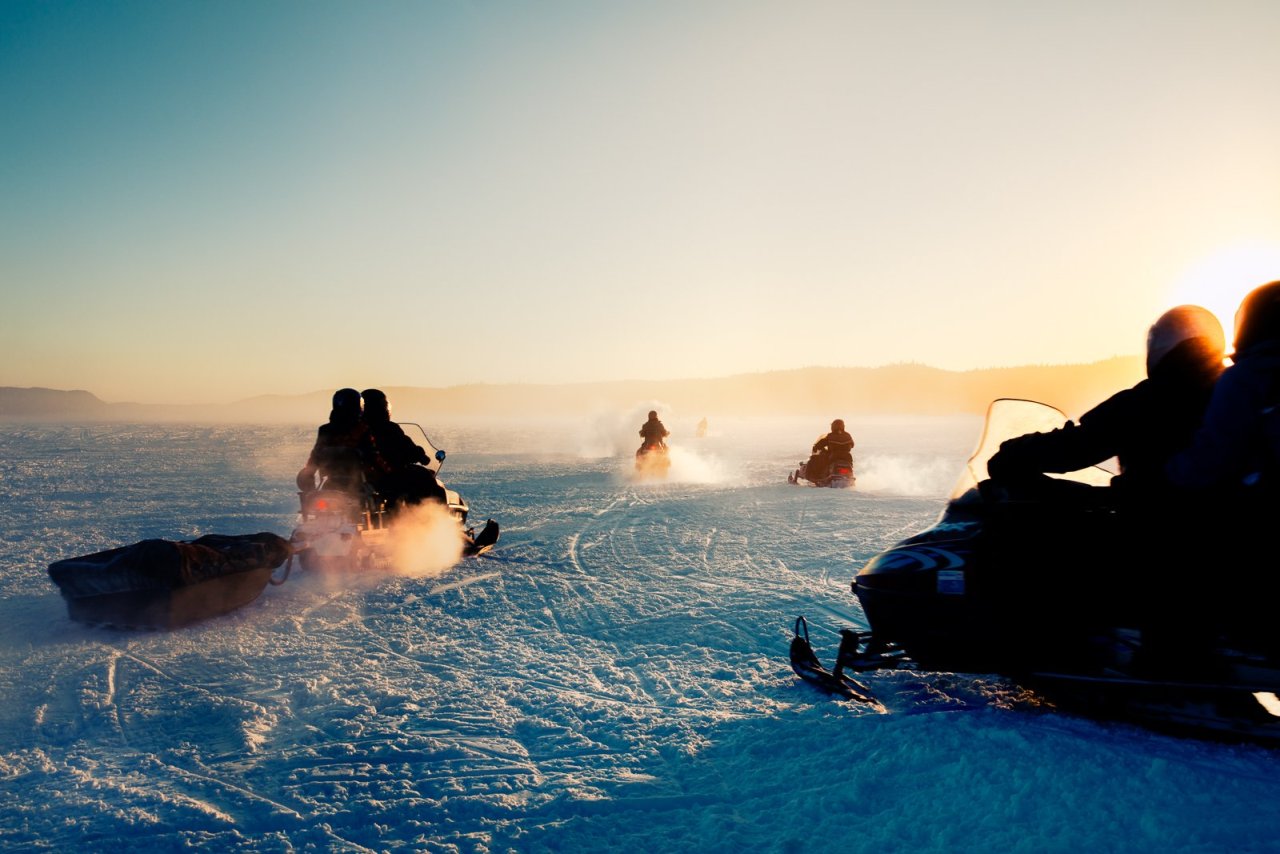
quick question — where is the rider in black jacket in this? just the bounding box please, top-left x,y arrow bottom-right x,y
1167,282 -> 1280,493
803,419 -> 855,482
296,388 -> 368,493
360,388 -> 447,508
987,305 -> 1225,493
638,410 -> 669,452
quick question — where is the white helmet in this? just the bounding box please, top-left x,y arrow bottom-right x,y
1146,305 -> 1225,376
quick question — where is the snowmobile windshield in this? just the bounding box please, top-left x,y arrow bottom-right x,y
948,398 -> 1114,501
398,422 -> 446,473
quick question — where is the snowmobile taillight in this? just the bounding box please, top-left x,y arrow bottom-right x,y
314,499 -> 329,510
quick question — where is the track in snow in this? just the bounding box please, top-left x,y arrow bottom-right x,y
5,419 -> 1279,851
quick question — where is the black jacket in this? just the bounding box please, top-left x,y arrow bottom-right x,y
1166,340 -> 1280,490
362,416 -> 429,478
988,341 -> 1222,489
639,418 -> 669,447
812,430 -> 855,465
296,417 -> 368,489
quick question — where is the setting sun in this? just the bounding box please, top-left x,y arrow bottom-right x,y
1167,243 -> 1280,347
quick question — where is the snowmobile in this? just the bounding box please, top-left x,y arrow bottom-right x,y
788,457 -> 855,488
635,442 -> 672,480
291,423 -> 499,572
792,399 -> 1280,745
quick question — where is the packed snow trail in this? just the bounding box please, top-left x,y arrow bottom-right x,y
2,419 -> 1280,851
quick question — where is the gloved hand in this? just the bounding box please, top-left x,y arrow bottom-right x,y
986,435 -> 1037,482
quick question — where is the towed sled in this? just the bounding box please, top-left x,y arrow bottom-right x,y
291,423 -> 499,572
48,532 -> 292,629
793,399 -> 1280,745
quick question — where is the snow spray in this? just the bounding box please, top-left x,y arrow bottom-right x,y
385,502 -> 466,577
578,401 -> 672,458
853,455 -> 955,497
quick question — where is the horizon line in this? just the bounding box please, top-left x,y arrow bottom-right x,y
3,354 -> 1142,408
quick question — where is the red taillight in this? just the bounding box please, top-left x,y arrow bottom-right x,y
315,499 -> 328,510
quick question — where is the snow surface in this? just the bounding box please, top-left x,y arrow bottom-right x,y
2,416 -> 1279,852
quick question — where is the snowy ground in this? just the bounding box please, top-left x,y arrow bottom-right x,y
2,415 -> 1279,852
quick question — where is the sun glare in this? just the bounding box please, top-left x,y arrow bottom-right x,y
1168,243 -> 1280,346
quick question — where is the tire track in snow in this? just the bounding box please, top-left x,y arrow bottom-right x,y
101,652 -> 129,747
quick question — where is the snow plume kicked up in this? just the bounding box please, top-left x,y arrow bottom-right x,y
651,445 -> 726,484
385,501 -> 465,577
854,454 -> 956,497
577,401 -> 671,458
578,402 -> 727,484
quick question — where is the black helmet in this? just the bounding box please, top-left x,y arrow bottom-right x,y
831,419 -> 845,432
648,410 -> 658,420
332,388 -> 361,413
1233,281 -> 1280,355
1145,305 -> 1224,376
362,388 -> 390,420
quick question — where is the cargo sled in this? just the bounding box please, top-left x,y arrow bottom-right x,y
48,532 -> 292,629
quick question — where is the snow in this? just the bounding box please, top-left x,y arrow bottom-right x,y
2,416 -> 1279,852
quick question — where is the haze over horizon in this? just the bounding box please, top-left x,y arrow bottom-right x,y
1,352 -> 1140,405
3,2 -> 1279,405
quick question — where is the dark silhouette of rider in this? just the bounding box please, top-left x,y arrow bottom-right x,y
987,305 -> 1225,494
982,305 -> 1227,672
1162,282 -> 1280,656
1167,282 -> 1280,493
296,388 -> 369,493
638,410 -> 669,453
360,388 -> 447,508
804,419 -> 855,482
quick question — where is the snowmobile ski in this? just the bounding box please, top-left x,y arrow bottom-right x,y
464,519 -> 500,557
790,617 -> 878,703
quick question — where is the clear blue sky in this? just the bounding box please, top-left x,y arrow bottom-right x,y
3,1 -> 1279,403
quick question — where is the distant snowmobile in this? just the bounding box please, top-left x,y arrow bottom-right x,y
793,399 -> 1280,746
291,423 -> 498,572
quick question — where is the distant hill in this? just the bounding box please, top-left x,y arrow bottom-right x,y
0,387 -> 113,418
0,358 -> 1145,423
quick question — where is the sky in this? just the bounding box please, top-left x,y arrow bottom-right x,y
3,1 -> 1280,404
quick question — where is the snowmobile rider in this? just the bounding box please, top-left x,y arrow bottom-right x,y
638,410 -> 670,453
359,388 -> 448,508
1166,281 -> 1280,495
986,304 -> 1226,494
296,388 -> 369,494
804,419 -> 855,482
1162,282 -> 1280,653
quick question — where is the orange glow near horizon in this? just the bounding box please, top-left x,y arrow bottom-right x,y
1166,243 -> 1280,347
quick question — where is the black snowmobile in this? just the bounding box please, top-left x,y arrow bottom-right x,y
788,457 -> 855,488
292,423 -> 498,572
793,399 -> 1280,745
